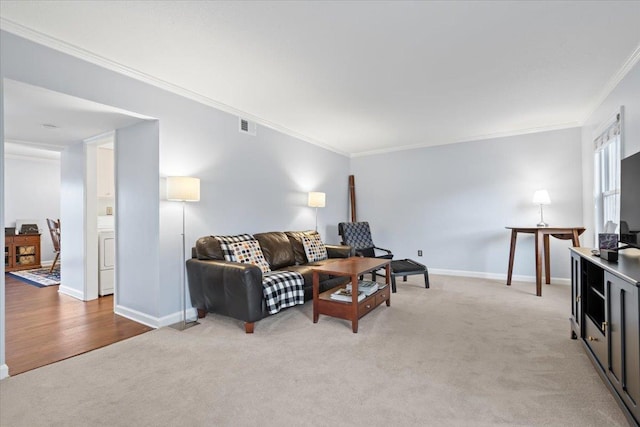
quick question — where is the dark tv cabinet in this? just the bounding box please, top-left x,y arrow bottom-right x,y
570,247 -> 640,426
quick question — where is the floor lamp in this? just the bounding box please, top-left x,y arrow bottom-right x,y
167,176 -> 201,330
308,192 -> 326,231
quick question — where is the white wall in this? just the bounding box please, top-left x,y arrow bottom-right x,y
3,154 -> 60,262
58,142 -> 87,300
581,62 -> 640,247
351,127 -> 584,282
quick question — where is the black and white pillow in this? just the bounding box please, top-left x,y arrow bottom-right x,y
229,240 -> 271,273
213,234 -> 254,262
302,233 -> 328,262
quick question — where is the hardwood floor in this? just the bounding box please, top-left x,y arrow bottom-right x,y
4,274 -> 152,376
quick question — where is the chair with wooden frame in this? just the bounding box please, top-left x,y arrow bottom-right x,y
46,218 -> 61,273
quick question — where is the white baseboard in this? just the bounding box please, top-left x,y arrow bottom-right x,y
114,305 -> 197,329
0,363 -> 9,380
429,268 -> 570,286
58,285 -> 85,300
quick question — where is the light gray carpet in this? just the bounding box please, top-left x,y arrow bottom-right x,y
0,275 -> 629,426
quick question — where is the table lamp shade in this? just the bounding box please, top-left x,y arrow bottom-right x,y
308,192 -> 326,208
167,176 -> 200,202
532,189 -> 551,205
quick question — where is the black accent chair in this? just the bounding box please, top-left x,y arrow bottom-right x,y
338,221 -> 393,259
338,221 -> 430,292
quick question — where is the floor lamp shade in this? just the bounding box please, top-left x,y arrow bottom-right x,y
308,192 -> 326,208
167,176 -> 200,202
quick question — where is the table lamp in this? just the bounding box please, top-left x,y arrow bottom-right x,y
532,189 -> 551,227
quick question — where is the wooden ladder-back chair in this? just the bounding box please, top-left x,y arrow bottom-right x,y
47,218 -> 61,273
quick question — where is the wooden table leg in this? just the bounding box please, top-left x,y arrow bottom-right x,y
313,271 -> 319,323
572,229 -> 581,247
385,264 -> 391,306
544,234 -> 551,285
506,229 -> 517,286
535,231 -> 543,297
351,273 -> 359,333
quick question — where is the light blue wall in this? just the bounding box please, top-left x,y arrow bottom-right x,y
580,62 -> 640,247
58,142 -> 87,300
0,30 -> 350,329
1,74 -> 7,379
116,121 -> 161,319
351,127 -> 583,281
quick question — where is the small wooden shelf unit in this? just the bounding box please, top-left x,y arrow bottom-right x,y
5,234 -> 41,272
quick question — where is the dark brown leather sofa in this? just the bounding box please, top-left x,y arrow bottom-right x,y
186,231 -> 352,333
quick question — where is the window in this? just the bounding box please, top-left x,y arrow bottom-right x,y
594,111 -> 622,236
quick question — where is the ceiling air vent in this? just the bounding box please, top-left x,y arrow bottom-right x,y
239,117 -> 257,136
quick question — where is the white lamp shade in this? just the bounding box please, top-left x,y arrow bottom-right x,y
532,189 -> 551,205
308,192 -> 326,208
167,176 -> 200,202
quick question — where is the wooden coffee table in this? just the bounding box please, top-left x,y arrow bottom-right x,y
312,257 -> 391,333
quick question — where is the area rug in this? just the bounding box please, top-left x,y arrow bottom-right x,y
8,266 -> 60,287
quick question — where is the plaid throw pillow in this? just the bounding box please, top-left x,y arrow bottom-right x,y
229,240 -> 271,273
302,234 -> 328,262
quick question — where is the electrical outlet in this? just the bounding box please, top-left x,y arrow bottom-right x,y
418,250 -> 423,257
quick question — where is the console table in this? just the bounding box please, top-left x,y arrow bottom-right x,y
506,226 -> 585,296
312,257 -> 391,333
5,234 -> 41,272
570,247 -> 640,426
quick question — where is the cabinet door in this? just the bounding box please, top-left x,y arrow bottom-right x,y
571,252 -> 581,336
5,240 -> 13,269
606,272 -> 640,419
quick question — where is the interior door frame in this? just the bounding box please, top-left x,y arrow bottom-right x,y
83,131 -> 115,301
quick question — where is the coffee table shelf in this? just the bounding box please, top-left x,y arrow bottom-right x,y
312,257 -> 391,333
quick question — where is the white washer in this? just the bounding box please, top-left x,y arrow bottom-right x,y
99,230 -> 115,296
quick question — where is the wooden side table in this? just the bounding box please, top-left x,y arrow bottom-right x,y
5,234 -> 42,272
312,257 -> 391,333
506,226 -> 585,296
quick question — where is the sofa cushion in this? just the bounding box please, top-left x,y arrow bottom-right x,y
302,233 -> 328,262
195,236 -> 224,260
285,230 -> 319,264
229,240 -> 271,273
214,234 -> 254,261
253,232 -> 296,269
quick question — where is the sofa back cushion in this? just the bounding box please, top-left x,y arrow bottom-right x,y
254,231 -> 295,269
285,230 -> 319,264
195,236 -> 224,260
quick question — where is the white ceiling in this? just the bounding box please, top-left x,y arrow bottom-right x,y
3,79 -> 149,151
1,1 -> 640,156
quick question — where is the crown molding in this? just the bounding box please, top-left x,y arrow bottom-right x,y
3,18 -> 635,160
580,42 -> 640,125
0,18 -> 350,158
351,121 -> 581,158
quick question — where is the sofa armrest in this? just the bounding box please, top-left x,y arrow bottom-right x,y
325,244 -> 353,258
186,259 -> 265,323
